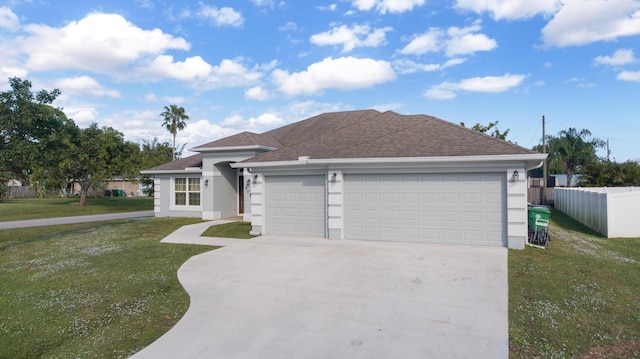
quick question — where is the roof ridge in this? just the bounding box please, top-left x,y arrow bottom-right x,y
321,112 -> 426,158
268,109 -> 380,147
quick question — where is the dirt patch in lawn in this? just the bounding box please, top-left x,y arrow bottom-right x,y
573,338 -> 640,358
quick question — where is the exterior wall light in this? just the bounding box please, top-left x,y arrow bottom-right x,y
204,179 -> 209,187
512,170 -> 519,181
252,174 -> 258,183
330,173 -> 337,183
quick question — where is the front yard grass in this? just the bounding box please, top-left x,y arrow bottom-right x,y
0,197 -> 153,222
0,217 -> 212,358
201,221 -> 254,239
509,210 -> 640,358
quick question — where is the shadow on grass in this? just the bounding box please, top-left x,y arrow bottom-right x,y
549,208 -> 604,238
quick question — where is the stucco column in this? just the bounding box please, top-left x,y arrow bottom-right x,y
249,173 -> 263,236
327,170 -> 343,239
506,167 -> 527,249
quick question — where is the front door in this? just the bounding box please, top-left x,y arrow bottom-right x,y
238,175 -> 244,214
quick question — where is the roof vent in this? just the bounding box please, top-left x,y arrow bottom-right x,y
298,156 -> 310,161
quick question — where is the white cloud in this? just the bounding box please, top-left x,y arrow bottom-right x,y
594,48 -> 638,66
424,73 -> 526,99
400,23 -> 496,57
310,24 -> 392,52
197,4 -> 244,27
21,13 -> 189,72
146,55 -> 212,81
542,0 -> 640,48
399,28 -> 442,55
454,0 -> 560,20
0,66 -> 28,79
162,96 -> 185,104
245,86 -> 270,100
250,0 -> 275,7
352,0 -> 426,13
445,24 -> 498,56
617,70 -> 640,81
0,6 -> 19,29
198,58 -> 265,89
52,76 -> 121,98
63,105 -> 99,125
317,4 -> 338,11
392,58 -> 466,74
221,112 -> 285,129
272,56 -> 396,95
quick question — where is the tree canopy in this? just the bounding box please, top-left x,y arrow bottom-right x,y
1,77 -> 175,204
578,160 -> 640,187
459,121 -> 509,140
542,128 -> 605,187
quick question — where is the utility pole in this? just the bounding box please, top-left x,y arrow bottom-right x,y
542,115 -> 547,205
607,138 -> 610,161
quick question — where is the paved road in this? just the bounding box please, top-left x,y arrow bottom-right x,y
0,211 -> 155,229
130,221 -> 509,359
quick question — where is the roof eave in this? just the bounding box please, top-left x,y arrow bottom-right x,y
140,167 -> 203,175
232,153 -> 549,168
190,145 -> 277,153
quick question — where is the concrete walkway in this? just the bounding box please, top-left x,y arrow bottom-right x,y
0,211 -> 155,229
131,221 -> 509,359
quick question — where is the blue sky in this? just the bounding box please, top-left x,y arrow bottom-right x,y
1,0 -> 639,161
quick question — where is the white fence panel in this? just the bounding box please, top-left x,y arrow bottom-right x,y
554,187 -> 640,238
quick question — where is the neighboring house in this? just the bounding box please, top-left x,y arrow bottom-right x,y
102,177 -> 142,197
143,110 -> 547,249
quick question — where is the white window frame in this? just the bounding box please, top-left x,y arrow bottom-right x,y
170,176 -> 203,211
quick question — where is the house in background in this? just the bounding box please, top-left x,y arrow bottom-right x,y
143,110 -> 547,249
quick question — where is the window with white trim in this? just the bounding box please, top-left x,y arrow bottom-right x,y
174,177 -> 201,206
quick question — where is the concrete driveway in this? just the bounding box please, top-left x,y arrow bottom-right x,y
131,223 -> 508,359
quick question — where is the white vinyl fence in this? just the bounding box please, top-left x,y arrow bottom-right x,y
554,187 -> 640,238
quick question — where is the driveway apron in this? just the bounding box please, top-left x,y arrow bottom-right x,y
130,235 -> 508,359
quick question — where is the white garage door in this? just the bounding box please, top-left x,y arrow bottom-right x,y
344,173 -> 505,246
265,175 -> 326,237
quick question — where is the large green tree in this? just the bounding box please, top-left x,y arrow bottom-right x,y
544,128 -> 605,187
0,77 -> 63,184
69,124 -> 131,206
578,160 -> 640,187
160,104 -> 189,160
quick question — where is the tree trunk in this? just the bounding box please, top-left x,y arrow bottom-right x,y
59,185 -> 67,198
79,181 -> 90,206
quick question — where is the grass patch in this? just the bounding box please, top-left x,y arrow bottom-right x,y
509,209 -> 640,358
0,197 -> 153,222
201,221 -> 254,239
0,218 -> 212,358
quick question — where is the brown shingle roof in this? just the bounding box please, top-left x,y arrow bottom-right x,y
144,154 -> 203,171
194,131 -> 282,149
144,109 -> 540,172
243,110 -> 538,163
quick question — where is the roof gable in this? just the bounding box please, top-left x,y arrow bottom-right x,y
193,131 -> 282,149
144,154 -> 203,172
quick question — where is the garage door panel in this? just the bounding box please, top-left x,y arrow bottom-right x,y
344,173 -> 505,246
265,175 -> 326,237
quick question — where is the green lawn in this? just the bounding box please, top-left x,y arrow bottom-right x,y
0,197 -> 153,222
509,210 -> 640,358
2,202 -> 639,358
0,218 -> 212,358
201,221 -> 255,239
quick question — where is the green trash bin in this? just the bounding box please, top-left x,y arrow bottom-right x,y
528,205 -> 551,230
112,189 -> 124,197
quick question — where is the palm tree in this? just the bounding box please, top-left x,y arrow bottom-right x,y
546,128 -> 605,187
160,104 -> 189,160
